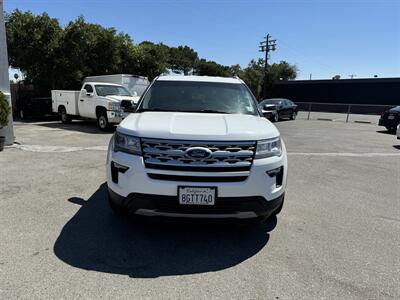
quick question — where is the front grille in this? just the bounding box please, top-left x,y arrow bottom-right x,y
121,100 -> 135,112
147,173 -> 247,182
141,138 -> 256,172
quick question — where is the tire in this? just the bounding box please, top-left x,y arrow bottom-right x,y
385,126 -> 395,133
97,111 -> 110,131
59,107 -> 71,124
290,111 -> 297,120
272,113 -> 279,123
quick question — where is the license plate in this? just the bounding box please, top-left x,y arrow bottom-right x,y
178,187 -> 216,205
388,115 -> 395,120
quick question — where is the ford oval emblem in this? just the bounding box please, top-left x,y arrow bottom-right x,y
185,147 -> 212,159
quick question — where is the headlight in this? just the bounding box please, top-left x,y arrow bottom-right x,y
114,132 -> 142,155
255,137 -> 282,159
108,102 -> 121,111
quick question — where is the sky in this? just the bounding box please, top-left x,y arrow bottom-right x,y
4,0 -> 400,80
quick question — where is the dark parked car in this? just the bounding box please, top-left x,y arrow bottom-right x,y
379,106 -> 400,132
258,101 -> 279,122
259,98 -> 298,121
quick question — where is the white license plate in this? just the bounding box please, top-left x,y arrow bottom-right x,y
178,187 -> 216,205
388,115 -> 395,119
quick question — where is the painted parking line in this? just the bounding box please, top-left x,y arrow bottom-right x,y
289,152 -> 400,157
7,144 -> 108,153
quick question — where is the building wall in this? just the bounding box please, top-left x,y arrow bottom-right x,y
271,78 -> 400,106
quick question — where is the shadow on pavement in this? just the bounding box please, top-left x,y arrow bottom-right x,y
37,121 -> 115,134
376,130 -> 396,135
54,183 -> 275,278
393,145 -> 400,150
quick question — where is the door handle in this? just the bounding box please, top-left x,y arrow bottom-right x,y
80,99 -> 84,102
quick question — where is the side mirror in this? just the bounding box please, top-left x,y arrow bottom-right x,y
86,92 -> 94,97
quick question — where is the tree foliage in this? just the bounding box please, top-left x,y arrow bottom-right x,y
5,9 -> 297,96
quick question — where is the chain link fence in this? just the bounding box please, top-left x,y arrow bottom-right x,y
295,102 -> 394,124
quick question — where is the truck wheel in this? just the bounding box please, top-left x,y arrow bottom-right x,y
59,107 -> 71,124
97,111 -> 110,131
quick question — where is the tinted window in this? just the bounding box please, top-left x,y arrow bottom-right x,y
84,84 -> 93,93
138,81 -> 259,115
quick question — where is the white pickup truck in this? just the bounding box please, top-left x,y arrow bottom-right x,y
52,82 -> 139,130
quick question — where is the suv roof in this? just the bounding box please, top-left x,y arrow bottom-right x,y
157,75 -> 242,84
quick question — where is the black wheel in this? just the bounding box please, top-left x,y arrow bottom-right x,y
273,113 -> 279,122
385,126 -> 395,133
59,107 -> 71,124
97,111 -> 110,131
290,111 -> 297,120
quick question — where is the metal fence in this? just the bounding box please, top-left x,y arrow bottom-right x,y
295,102 -> 394,124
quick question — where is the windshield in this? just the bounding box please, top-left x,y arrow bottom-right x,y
95,85 -> 132,97
138,80 -> 259,115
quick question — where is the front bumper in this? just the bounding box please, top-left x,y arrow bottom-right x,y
106,140 -> 288,219
108,188 -> 284,219
379,117 -> 399,128
107,111 -> 131,124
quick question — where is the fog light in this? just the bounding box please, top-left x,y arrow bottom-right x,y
266,167 -> 282,177
266,166 -> 284,187
111,161 -> 129,184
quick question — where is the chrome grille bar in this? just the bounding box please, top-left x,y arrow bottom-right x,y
141,138 -> 256,172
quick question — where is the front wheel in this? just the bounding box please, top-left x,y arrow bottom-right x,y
272,113 -> 279,122
290,111 -> 297,120
97,111 -> 110,131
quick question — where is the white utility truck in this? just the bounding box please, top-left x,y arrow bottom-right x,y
83,74 -> 149,99
52,82 -> 138,130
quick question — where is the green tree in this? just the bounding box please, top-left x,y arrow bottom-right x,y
168,46 -> 198,75
194,59 -> 232,77
136,41 -> 170,80
239,59 -> 297,99
6,10 -> 63,92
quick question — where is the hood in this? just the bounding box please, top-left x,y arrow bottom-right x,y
118,112 -> 280,141
102,95 -> 141,103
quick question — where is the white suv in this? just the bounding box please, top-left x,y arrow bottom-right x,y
106,76 -> 288,220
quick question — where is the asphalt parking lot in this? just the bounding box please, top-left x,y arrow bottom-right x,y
1,118 -> 399,299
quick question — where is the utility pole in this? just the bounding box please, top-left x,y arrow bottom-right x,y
259,34 -> 277,98
349,74 -> 357,79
